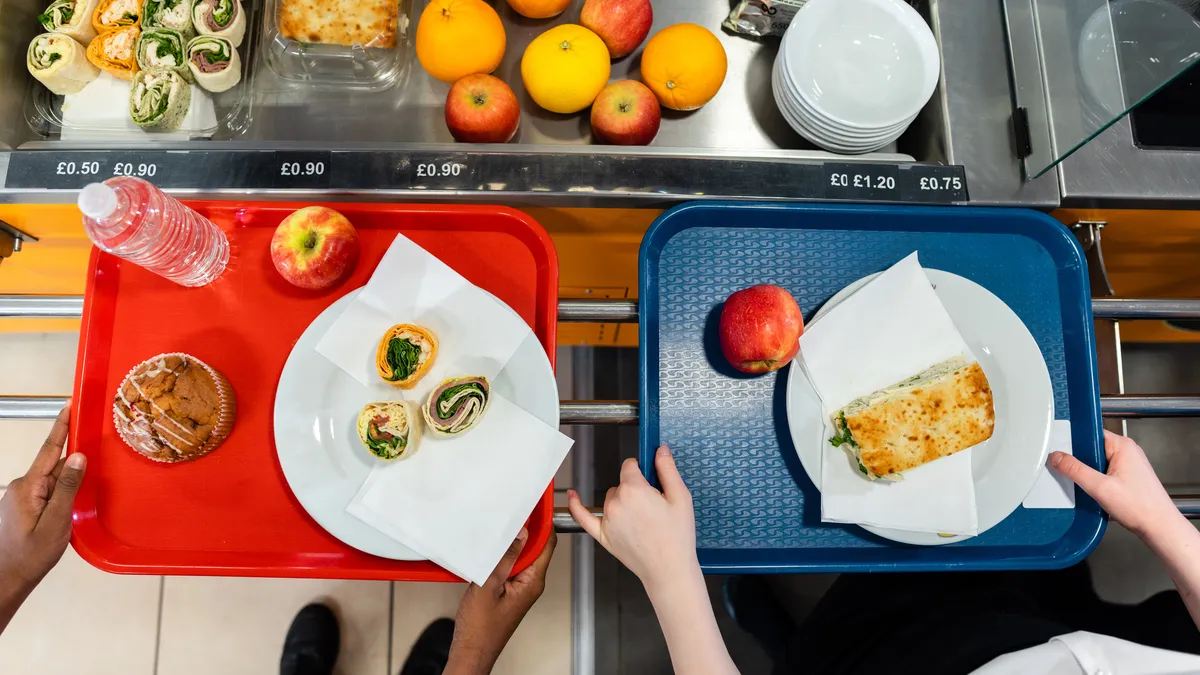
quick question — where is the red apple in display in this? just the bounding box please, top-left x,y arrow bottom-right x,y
590,80 -> 661,145
270,206 -> 360,290
445,73 -> 521,143
580,0 -> 653,59
719,284 -> 804,374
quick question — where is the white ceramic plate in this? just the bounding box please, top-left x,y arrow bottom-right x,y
783,0 -> 939,129
772,61 -> 910,153
785,270 -> 1054,545
273,288 -> 559,560
775,58 -> 915,137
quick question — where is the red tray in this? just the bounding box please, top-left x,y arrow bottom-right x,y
69,201 -> 558,580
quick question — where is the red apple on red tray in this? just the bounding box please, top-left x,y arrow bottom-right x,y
270,206 -> 360,290
580,0 -> 653,59
719,284 -> 805,374
591,80 -> 661,145
445,73 -> 521,144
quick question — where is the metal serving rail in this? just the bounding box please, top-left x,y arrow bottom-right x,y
4,296 -> 1200,528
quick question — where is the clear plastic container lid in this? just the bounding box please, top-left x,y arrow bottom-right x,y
25,4 -> 258,140
262,0 -> 412,90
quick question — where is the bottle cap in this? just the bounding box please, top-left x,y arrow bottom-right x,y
78,183 -> 118,220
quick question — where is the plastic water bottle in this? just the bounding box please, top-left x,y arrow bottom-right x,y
78,177 -> 229,287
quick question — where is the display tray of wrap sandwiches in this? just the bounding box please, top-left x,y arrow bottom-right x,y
68,201 -> 559,579
639,202 -> 1105,573
24,0 -> 257,139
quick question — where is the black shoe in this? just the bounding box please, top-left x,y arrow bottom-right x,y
723,576 -> 796,662
399,618 -> 455,675
280,603 -> 340,675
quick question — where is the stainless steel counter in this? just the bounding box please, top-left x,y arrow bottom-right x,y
1056,116 -> 1200,205
0,0 -> 1054,206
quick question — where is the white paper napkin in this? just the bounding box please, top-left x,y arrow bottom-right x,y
799,252 -> 979,535
347,393 -> 574,584
315,234 -> 533,402
61,73 -> 218,141
1023,420 -> 1076,509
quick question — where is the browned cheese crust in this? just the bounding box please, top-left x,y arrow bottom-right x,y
846,362 -> 995,477
278,0 -> 398,48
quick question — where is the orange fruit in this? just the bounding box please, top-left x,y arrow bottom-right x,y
640,23 -> 728,111
521,24 -> 611,114
416,0 -> 506,83
506,0 -> 570,19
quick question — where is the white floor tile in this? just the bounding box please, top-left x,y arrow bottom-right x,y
0,548 -> 161,675
0,332 -> 78,395
0,420 -> 53,486
157,577 -> 391,675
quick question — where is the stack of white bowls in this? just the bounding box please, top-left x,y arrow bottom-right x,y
772,0 -> 940,155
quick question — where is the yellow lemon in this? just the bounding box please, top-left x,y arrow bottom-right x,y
640,23 -> 728,111
416,0 -> 506,83
521,24 -> 611,114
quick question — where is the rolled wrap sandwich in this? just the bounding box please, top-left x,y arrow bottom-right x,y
86,25 -> 139,80
37,0 -> 101,44
143,0 -> 195,38
357,401 -> 423,461
375,324 -> 438,389
191,0 -> 244,47
130,68 -> 191,129
830,356 -> 995,481
136,28 -> 191,81
422,376 -> 490,438
28,33 -> 99,95
185,35 -> 239,92
93,0 -> 141,33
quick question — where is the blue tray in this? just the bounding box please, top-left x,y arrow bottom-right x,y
639,202 -> 1105,573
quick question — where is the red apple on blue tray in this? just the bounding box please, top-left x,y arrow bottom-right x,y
719,284 -> 805,374
270,206 -> 360,290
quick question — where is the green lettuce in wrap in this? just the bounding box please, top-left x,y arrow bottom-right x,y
185,35 -> 240,92
38,0 -> 100,43
421,376 -> 490,437
129,68 -> 191,129
143,0 -> 194,38
136,28 -> 192,81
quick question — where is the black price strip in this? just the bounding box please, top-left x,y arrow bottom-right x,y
6,151 -> 111,189
6,149 -> 969,203
331,152 -> 481,190
273,151 -> 332,189
824,162 -> 901,201
823,162 -> 969,204
5,150 -> 280,190
899,164 -> 969,203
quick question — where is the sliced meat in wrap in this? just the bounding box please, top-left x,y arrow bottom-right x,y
422,376 -> 490,438
191,0 -> 244,47
185,35 -> 239,91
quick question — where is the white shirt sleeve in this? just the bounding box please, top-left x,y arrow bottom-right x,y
970,631 -> 1200,675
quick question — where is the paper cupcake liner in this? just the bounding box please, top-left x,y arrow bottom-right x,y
112,352 -> 237,464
